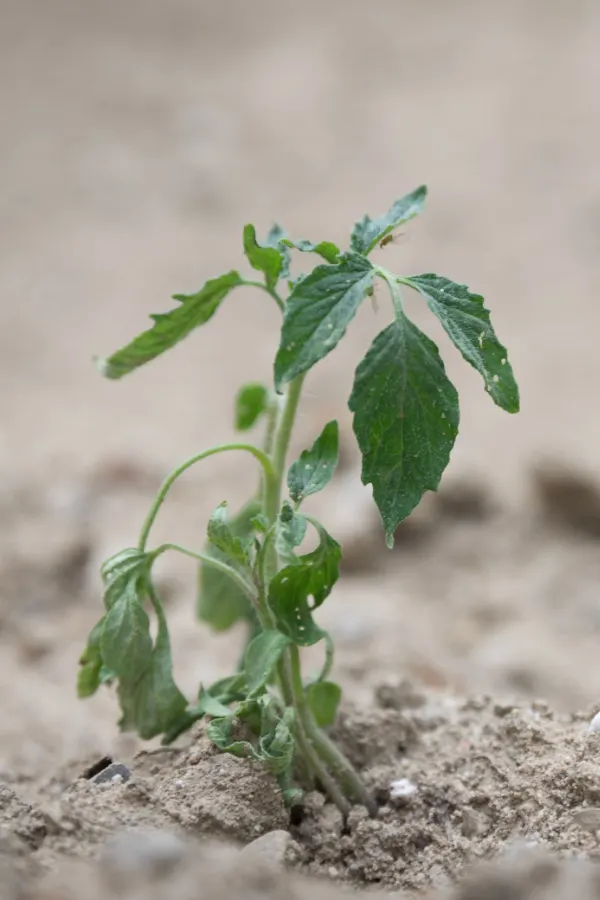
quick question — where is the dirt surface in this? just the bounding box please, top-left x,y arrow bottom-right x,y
3,0 -> 600,895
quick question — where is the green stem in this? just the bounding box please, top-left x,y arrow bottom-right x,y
240,279 -> 285,313
376,267 -> 404,318
152,542 -> 257,604
287,646 -> 350,816
138,443 -> 276,551
256,372 -> 374,816
264,375 -> 306,526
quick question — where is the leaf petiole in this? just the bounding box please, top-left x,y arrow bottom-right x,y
239,278 -> 285,313
138,443 -> 277,552
151,543 -> 257,605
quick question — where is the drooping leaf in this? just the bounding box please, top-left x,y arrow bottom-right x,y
206,716 -> 259,760
244,630 -> 290,696
116,591 -> 187,740
281,238 -> 340,264
350,186 -> 427,256
235,383 -> 269,431
243,224 -> 286,289
275,502 -> 307,565
100,548 -> 151,611
161,673 -> 248,745
274,253 -> 375,390
402,274 -> 520,413
101,571 -> 153,682
197,498 -> 261,631
268,522 -> 341,646
207,502 -> 252,566
264,224 -> 291,280
204,673 -> 247,702
197,687 -> 235,718
287,420 -> 339,504
96,271 -> 243,379
306,680 -> 341,728
349,313 -> 459,546
77,618 -> 106,698
258,701 -> 296,776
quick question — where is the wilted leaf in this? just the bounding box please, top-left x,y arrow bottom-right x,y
244,630 -> 290,696
97,271 -> 243,378
197,498 -> 261,631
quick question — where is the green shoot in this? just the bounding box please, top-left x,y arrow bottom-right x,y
78,187 -> 519,817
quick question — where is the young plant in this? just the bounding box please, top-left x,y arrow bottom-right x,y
78,187 -> 519,816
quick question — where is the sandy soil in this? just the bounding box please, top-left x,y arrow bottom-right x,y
2,0 -> 600,895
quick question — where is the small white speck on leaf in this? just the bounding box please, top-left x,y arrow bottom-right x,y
492,374 -> 499,383
478,331 -> 485,348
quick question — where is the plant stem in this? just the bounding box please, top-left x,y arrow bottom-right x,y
138,443 -> 276,552
240,279 -> 285,313
258,373 -> 375,816
286,646 -> 350,816
264,375 -> 306,526
152,543 -> 257,605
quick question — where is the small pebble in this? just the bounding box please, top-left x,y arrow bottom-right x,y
588,711 -> 600,734
572,808 -> 600,833
92,763 -> 132,785
239,830 -> 292,873
389,778 -> 418,805
102,829 -> 188,880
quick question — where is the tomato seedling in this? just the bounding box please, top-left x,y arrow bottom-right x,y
78,187 -> 519,816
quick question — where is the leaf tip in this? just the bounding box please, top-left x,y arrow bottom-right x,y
94,355 -> 120,380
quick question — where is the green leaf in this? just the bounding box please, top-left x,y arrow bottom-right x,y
402,274 -> 520,413
117,594 -> 187,740
197,687 -> 235,718
350,186 -> 427,256
206,716 -> 259,760
306,680 -> 341,728
204,673 -> 247,702
197,498 -> 261,631
207,502 -> 252,566
235,383 -> 269,431
77,618 -> 106,698
101,572 -> 153,682
258,702 -> 295,776
101,548 -> 151,610
244,630 -> 290,696
281,238 -> 340,264
161,707 -> 207,745
243,224 -> 286,289
96,271 -> 243,379
268,522 -> 341,646
274,253 -> 375,390
264,224 -> 291,280
349,314 -> 459,546
275,502 -> 307,565
287,420 -> 339,504
162,673 -> 248,745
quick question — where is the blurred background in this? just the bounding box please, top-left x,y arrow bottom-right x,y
2,0 -> 600,774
